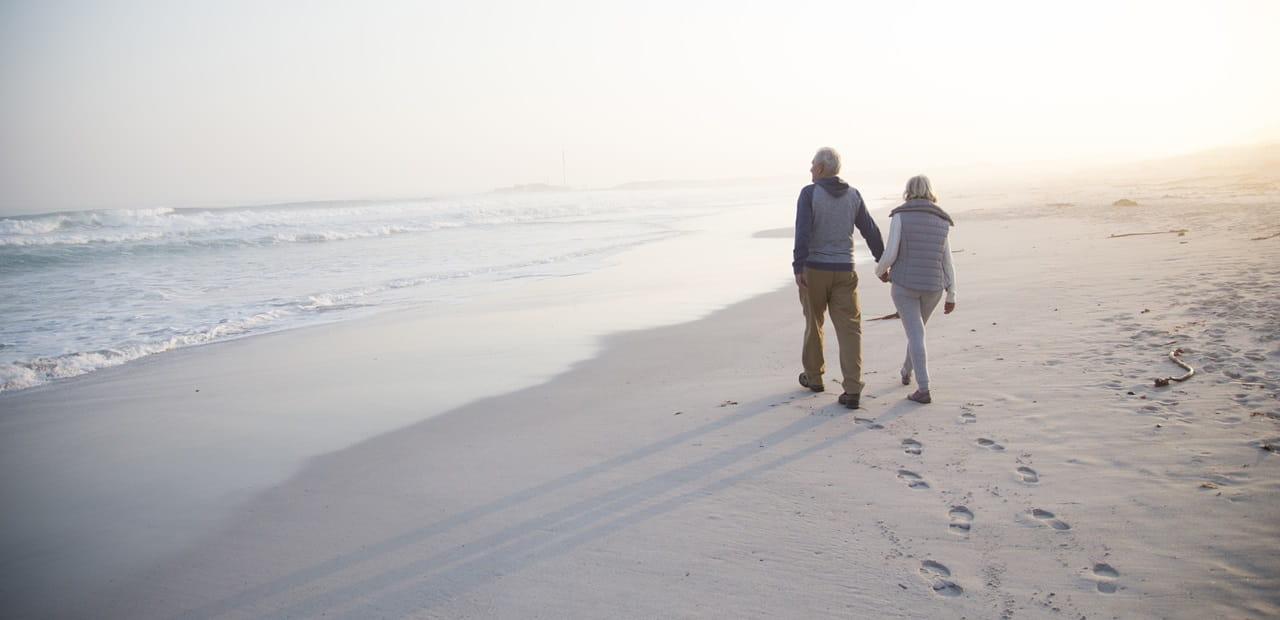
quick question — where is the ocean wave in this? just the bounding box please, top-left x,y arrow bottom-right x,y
0,188 -> 741,394
0,207 -> 177,231
1,348 -> 134,392
0,227 -> 675,394
0,230 -> 171,247
0,274 -> 422,393
0,214 -> 70,236
267,224 -> 423,244
0,198 -> 603,248
0,306 -> 302,393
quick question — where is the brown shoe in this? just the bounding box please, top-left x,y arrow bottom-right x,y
798,372 -> 824,393
907,390 -> 931,404
838,392 -> 860,409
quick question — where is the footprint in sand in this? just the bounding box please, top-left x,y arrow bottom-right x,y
919,560 -> 963,597
902,439 -> 923,455
958,412 -> 977,424
1015,466 -> 1040,484
854,417 -> 885,430
1030,508 -> 1071,530
897,470 -> 930,489
1091,563 -> 1121,593
976,438 -> 1005,451
948,506 -> 974,536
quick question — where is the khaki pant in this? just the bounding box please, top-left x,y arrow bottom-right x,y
799,267 -> 863,394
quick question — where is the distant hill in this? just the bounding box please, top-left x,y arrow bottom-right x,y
1148,141 -> 1279,176
609,176 -> 792,191
1074,140 -> 1280,185
492,183 -> 571,194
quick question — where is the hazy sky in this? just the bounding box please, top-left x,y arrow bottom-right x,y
2,0 -> 1278,214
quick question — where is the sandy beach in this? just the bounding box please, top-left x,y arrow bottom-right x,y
3,176 -> 1279,618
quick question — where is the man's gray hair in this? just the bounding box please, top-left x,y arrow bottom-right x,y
813,147 -> 841,176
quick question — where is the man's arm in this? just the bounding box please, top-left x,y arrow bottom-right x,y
853,192 -> 885,261
792,185 -> 815,276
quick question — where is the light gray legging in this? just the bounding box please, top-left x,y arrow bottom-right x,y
891,283 -> 945,392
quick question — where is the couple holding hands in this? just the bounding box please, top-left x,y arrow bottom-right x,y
793,147 -> 956,409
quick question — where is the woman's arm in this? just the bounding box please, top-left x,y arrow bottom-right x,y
942,235 -> 956,303
875,215 -> 901,280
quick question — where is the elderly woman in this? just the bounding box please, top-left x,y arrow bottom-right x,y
875,175 -> 956,403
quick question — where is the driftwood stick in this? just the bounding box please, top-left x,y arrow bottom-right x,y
1251,231 -> 1280,241
1154,348 -> 1195,387
868,312 -> 900,321
1109,229 -> 1188,239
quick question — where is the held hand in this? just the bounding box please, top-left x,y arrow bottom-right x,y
878,270 -> 890,283
944,301 -> 956,314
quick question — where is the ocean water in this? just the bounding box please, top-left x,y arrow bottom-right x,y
0,186 -> 795,393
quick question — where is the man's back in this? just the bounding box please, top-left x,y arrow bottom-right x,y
807,183 -> 861,266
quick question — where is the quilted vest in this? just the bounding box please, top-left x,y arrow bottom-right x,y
890,207 -> 951,291
807,185 -> 861,265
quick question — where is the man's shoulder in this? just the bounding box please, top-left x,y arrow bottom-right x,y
810,184 -> 862,203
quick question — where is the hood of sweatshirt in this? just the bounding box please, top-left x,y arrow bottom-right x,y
815,176 -> 849,198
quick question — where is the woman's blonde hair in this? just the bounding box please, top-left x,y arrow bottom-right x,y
903,175 -> 937,202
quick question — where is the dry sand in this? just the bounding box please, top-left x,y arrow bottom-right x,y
3,179 -> 1279,619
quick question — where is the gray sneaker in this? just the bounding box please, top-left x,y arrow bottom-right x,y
907,390 -> 931,404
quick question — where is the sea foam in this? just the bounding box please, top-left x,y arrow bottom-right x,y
0,188 -> 761,393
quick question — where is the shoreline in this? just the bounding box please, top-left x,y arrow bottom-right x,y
0,184 -> 802,397
0,199 -> 797,617
3,193 -> 1279,618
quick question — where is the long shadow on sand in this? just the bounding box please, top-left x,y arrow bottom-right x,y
183,394 -> 914,619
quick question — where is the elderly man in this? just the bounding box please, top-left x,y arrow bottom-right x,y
793,147 -> 885,409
